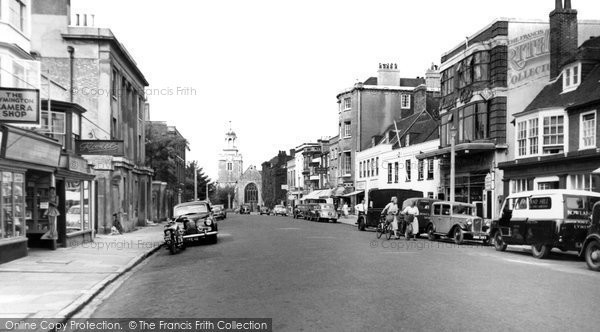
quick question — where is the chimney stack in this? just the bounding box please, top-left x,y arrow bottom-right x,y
549,0 -> 578,80
425,63 -> 441,92
377,62 -> 400,86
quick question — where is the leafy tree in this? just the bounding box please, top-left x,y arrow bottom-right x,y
145,122 -> 188,192
210,185 -> 235,209
183,161 -> 214,201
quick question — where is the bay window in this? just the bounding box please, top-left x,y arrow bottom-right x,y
516,112 -> 566,158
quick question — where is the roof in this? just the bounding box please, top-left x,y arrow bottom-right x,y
505,189 -> 600,198
523,63 -> 600,113
563,36 -> 600,66
378,112 -> 439,147
361,77 -> 425,87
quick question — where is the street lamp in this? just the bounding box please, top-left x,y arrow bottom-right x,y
450,125 -> 457,202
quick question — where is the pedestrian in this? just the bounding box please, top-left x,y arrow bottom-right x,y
342,202 -> 348,218
41,187 -> 59,247
401,201 -> 420,241
354,199 -> 366,225
382,196 -> 400,239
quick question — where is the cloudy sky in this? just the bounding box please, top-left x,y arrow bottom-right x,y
73,0 -> 600,179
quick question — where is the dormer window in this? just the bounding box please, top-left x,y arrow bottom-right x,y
563,63 -> 581,93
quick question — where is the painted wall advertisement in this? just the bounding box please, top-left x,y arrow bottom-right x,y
0,88 -> 40,123
508,25 -> 550,88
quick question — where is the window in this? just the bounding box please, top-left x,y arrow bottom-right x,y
111,70 -> 118,97
538,181 -> 559,190
581,111 -> 596,149
343,152 -> 351,175
474,103 -> 488,140
528,118 -> 539,155
394,162 -> 399,183
227,162 -> 232,171
1,172 -> 25,239
401,94 -> 411,109
387,163 -> 393,183
344,98 -> 351,110
563,63 -> 581,92
366,159 -> 370,177
515,197 -> 528,210
405,160 -> 411,182
418,159 -> 424,181
344,122 -> 351,138
433,204 -> 441,215
441,204 -> 451,215
9,0 -> 26,32
376,157 -> 379,176
359,162 -> 363,179
570,174 -> 595,191
542,115 -> 564,154
371,158 -> 375,177
40,111 -> 66,147
511,178 -> 533,194
427,158 -> 434,180
517,121 -> 527,156
441,68 -> 455,96
472,52 -> 490,82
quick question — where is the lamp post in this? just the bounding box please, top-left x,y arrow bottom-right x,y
450,125 -> 457,202
193,161 -> 198,201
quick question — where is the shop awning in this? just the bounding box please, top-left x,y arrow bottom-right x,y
416,142 -> 497,160
343,190 -> 364,197
332,186 -> 347,197
300,189 -> 332,201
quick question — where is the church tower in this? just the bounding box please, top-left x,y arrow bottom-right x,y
217,122 -> 243,187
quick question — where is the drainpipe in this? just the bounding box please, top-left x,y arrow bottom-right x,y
67,46 -> 75,103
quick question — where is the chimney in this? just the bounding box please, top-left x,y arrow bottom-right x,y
550,0 -> 578,80
377,62 -> 400,86
425,63 -> 441,92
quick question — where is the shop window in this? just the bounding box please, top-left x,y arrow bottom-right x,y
66,181 -> 82,233
0,172 -> 25,239
83,181 -> 90,230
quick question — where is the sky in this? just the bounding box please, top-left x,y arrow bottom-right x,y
72,0 -> 600,179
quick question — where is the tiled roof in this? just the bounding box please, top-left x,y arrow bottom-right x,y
362,77 -> 426,87
523,64 -> 600,113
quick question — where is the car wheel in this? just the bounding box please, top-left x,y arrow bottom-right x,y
358,218 -> 366,231
531,243 -> 551,259
453,227 -> 464,245
427,225 -> 436,241
493,231 -> 507,251
585,240 -> 600,271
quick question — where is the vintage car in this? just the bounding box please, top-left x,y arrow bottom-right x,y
173,200 -> 218,244
239,204 -> 251,214
581,201 -> 600,271
212,204 -> 227,220
491,190 -> 600,259
428,201 -> 488,244
293,203 -> 311,219
259,206 -> 270,215
357,188 -> 423,231
308,203 -> 338,223
399,198 -> 440,235
272,204 -> 287,216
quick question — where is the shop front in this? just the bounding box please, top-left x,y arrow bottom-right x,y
0,125 -> 62,263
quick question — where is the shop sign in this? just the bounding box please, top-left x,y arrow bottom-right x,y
281,184 -> 289,190
0,88 -> 40,124
68,155 -> 89,174
314,167 -> 328,174
485,173 -> 494,191
85,155 -> 114,170
76,140 -> 124,156
3,129 -> 61,167
355,181 -> 366,190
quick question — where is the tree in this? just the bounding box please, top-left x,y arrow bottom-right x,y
145,122 -> 188,192
183,161 -> 214,201
210,185 -> 235,209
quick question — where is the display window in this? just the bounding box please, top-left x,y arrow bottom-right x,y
0,171 -> 26,239
65,180 -> 92,233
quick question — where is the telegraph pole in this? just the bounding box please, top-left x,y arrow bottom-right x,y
194,162 -> 198,200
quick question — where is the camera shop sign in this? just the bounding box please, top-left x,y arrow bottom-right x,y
0,88 -> 40,123
76,140 -> 124,156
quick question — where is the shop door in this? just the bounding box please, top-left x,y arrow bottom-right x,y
56,180 -> 65,246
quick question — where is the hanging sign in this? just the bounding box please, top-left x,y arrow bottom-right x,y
0,88 -> 40,123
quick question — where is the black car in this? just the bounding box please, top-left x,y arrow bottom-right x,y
293,203 -> 311,219
401,197 -> 441,235
259,206 -> 270,215
357,188 -> 423,231
239,204 -> 251,214
581,201 -> 600,271
173,200 -> 218,244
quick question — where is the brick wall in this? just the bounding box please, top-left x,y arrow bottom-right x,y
488,96 -> 507,144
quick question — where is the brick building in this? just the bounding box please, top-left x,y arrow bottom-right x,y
261,151 -> 291,208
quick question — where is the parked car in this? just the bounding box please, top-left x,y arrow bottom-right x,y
259,206 -> 271,215
581,201 -> 600,271
272,205 -> 287,216
491,190 -> 600,259
428,201 -> 488,245
400,198 -> 440,235
173,200 -> 218,244
309,203 -> 337,223
239,204 -> 251,214
212,205 -> 227,220
357,188 -> 423,231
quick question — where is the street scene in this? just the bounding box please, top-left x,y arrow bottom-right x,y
2,0 -> 600,331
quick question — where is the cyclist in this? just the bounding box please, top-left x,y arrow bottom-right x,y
381,196 -> 400,239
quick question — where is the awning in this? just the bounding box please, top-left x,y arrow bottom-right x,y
343,190 -> 364,197
332,186 -> 346,197
416,142 -> 497,160
300,189 -> 332,201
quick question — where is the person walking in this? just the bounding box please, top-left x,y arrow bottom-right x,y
342,202 -> 349,218
382,196 -> 400,239
402,201 -> 420,241
354,199 -> 366,224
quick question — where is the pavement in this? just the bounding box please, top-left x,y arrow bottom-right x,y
0,222 -> 165,321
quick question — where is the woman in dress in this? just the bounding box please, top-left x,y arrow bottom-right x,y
401,201 -> 420,241
42,187 -> 60,242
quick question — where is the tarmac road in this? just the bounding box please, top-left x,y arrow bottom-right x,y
86,213 -> 600,331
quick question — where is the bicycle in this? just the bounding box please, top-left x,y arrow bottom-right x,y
376,215 -> 393,240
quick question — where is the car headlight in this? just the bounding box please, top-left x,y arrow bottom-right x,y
204,218 -> 213,226
466,220 -> 473,226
